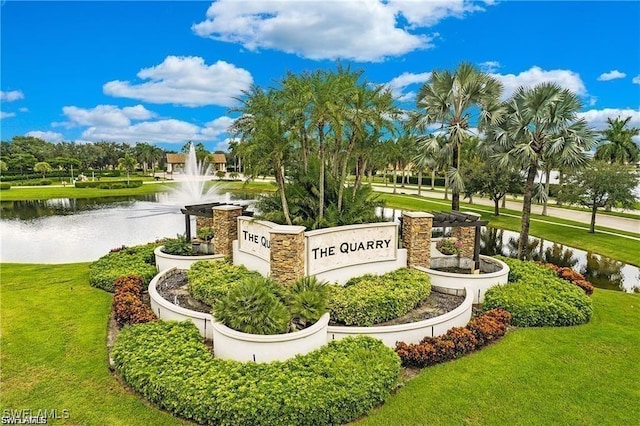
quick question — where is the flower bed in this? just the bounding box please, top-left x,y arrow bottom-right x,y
112,321 -> 400,426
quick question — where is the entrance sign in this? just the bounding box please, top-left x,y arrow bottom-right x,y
305,223 -> 398,275
237,217 -> 276,261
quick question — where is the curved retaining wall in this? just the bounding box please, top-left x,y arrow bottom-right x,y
212,313 -> 330,363
417,255 -> 510,303
327,285 -> 473,347
154,246 -> 225,272
148,267 -> 215,340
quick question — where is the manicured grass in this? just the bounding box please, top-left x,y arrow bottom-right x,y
218,179 -> 277,193
0,182 -> 177,201
0,263 -> 187,426
1,263 -> 638,425
358,289 -> 640,426
378,193 -> 640,267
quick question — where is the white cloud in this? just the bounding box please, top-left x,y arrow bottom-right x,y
577,108 -> 640,130
597,70 -> 626,81
0,90 -> 24,102
62,104 -> 155,127
479,61 -> 500,73
633,75 -> 640,85
81,119 -> 204,143
1,111 -> 16,119
19,107 -> 29,113
491,66 -> 587,99
193,1 -> 490,62
25,131 -> 64,142
103,56 -> 253,107
201,116 -> 235,139
385,71 -> 431,101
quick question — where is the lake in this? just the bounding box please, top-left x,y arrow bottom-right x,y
1,198 -> 638,292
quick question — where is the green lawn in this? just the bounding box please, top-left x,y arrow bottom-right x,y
1,263 -> 639,425
0,182 -> 176,201
379,193 -> 640,267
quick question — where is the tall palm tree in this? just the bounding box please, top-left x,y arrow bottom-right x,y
117,153 -> 137,185
488,83 -> 596,259
412,62 -> 503,210
594,116 -> 640,164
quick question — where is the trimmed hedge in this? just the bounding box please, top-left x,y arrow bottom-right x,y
539,262 -> 595,295
0,183 -> 10,190
329,268 -> 431,326
484,257 -> 593,327
89,242 -> 161,292
75,180 -> 143,188
187,260 -> 262,306
112,321 -> 401,426
113,275 -> 157,326
396,308 -> 511,368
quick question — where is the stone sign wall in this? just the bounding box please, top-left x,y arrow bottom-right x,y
305,223 -> 398,275
237,217 -> 276,262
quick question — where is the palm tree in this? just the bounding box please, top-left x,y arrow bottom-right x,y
594,116 -> 640,164
488,83 -> 596,259
412,62 -> 503,210
117,153 -> 137,185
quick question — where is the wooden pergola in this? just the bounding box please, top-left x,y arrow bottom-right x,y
432,211 -> 488,270
180,202 -> 252,240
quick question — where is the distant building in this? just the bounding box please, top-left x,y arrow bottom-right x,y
165,153 -> 227,174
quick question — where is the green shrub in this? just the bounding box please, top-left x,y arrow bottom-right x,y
39,179 -> 52,185
196,226 -> 215,241
75,179 -> 142,189
161,234 -> 193,256
287,276 -> 330,330
98,183 -> 111,189
112,321 -> 400,426
484,257 -> 593,327
329,268 -> 432,326
110,183 -> 125,189
187,260 -> 262,306
214,277 -> 290,335
89,242 -> 161,292
0,183 -> 10,190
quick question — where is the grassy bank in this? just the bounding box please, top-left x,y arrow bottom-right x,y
378,193 -> 640,267
1,262 -> 638,425
0,182 -> 176,201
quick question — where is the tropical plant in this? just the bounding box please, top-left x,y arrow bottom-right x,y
436,238 -> 463,255
117,153 -> 137,185
187,260 -> 262,306
196,226 -> 214,241
213,277 -> 290,335
594,116 -> 640,164
411,62 -> 503,211
487,83 -> 596,259
286,276 -> 330,330
557,160 -> 638,232
161,234 -> 193,256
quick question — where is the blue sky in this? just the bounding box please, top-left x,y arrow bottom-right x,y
1,0 -> 639,152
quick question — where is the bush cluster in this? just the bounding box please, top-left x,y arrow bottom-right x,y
187,260 -> 263,306
75,180 -> 143,189
113,275 -> 157,326
112,321 -> 400,426
0,183 -> 10,190
161,234 -> 193,256
89,242 -> 161,292
395,308 -> 511,368
329,268 -> 431,326
484,257 -> 593,327
539,262 -> 595,295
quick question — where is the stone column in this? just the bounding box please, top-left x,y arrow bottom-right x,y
402,212 -> 433,269
451,212 -> 481,259
212,205 -> 243,257
196,215 -> 214,231
269,225 -> 306,285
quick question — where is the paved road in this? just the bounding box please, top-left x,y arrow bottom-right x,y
372,184 -> 640,235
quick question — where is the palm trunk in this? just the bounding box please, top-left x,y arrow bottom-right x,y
494,197 -> 500,216
518,164 -> 538,259
274,163 -> 292,225
431,170 -> 435,190
556,170 -> 564,205
451,145 -> 460,211
417,170 -> 422,196
590,204 -> 597,233
318,125 -> 325,226
542,169 -> 551,216
444,173 -> 449,200
393,164 -> 398,194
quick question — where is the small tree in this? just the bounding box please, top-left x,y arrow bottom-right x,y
117,153 -> 137,185
0,160 -> 7,174
463,156 -> 523,216
558,161 -> 638,233
34,161 -> 53,178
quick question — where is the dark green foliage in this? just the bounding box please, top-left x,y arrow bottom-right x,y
75,180 -> 143,188
39,179 -> 52,185
214,277 -> 290,335
161,234 -> 193,256
0,183 -> 10,190
287,276 -> 330,330
484,257 -> 593,327
187,260 -> 262,306
89,242 -> 161,292
196,226 -> 214,241
111,321 -> 400,426
329,268 -> 431,326
255,159 -> 384,229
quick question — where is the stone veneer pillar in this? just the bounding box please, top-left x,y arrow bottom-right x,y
196,215 -> 214,231
451,212 -> 481,259
212,205 -> 243,257
402,212 -> 433,269
269,225 -> 307,285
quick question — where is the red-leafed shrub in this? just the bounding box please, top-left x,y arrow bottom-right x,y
113,275 -> 156,326
396,308 -> 511,368
539,263 -> 595,296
